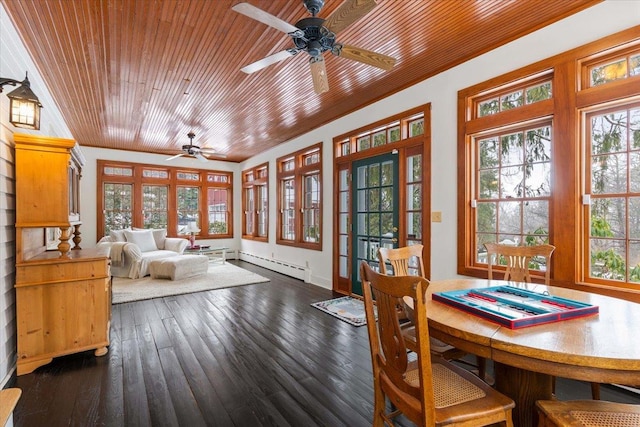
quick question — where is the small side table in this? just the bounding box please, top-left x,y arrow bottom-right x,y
184,246 -> 229,264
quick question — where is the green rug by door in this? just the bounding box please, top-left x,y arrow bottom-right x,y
311,296 -> 375,327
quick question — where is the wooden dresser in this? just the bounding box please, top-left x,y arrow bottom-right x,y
14,133 -> 111,375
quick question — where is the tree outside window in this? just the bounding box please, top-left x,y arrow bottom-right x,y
586,105 -> 640,283
475,123 -> 552,267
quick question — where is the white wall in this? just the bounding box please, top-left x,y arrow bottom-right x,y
0,1 -> 73,391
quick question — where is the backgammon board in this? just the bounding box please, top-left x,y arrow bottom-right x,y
432,285 -> 599,329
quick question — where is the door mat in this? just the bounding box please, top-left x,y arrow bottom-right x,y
311,296 -> 376,327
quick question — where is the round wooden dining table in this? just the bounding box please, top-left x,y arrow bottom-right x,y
404,278 -> 640,427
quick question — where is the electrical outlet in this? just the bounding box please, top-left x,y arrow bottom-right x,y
432,211 -> 442,222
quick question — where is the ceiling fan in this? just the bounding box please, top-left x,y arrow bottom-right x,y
232,0 -> 396,94
166,132 -> 226,163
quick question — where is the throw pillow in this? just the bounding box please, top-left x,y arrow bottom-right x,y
151,229 -> 167,250
132,227 -> 167,249
124,229 -> 158,252
109,228 -> 130,242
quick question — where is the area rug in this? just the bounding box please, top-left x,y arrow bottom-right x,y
112,262 -> 269,303
311,296 -> 375,327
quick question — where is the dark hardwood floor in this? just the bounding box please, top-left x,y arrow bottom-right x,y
9,261 -> 640,426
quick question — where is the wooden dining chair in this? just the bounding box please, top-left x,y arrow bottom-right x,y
484,242 -> 600,401
536,400 -> 640,426
360,261 -> 515,426
377,245 -> 476,375
484,242 -> 555,284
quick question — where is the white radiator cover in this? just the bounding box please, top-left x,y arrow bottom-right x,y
239,251 -> 311,282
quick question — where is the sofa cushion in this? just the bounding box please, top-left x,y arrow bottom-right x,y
133,227 -> 167,250
124,229 -> 158,252
109,228 -> 130,242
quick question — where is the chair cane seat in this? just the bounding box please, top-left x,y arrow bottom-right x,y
536,400 -> 640,426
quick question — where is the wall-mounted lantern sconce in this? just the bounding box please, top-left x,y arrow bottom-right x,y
0,72 -> 43,130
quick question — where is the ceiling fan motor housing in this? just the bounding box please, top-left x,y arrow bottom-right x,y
303,0 -> 325,16
293,17 -> 335,57
181,144 -> 199,155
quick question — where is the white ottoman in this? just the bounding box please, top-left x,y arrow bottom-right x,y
149,255 -> 209,280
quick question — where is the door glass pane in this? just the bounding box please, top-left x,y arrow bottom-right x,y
381,160 -> 393,185
368,164 -> 380,186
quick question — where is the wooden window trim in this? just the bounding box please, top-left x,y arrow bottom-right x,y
332,104 -> 431,295
458,25 -> 640,300
97,160 -> 233,240
242,163 -> 268,242
276,143 -> 322,250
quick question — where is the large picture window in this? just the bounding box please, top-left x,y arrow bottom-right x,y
459,27 -> 640,296
276,144 -> 322,250
461,73 -> 554,275
97,160 -> 232,239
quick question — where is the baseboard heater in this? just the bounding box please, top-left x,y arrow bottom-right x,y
239,251 -> 310,282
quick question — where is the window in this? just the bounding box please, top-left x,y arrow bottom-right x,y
242,164 -> 268,241
276,144 -> 322,249
206,172 -> 231,236
462,75 -> 554,272
406,150 -> 423,246
142,185 -> 168,229
585,47 -> 640,88
474,122 -> 552,256
584,102 -> 640,285
459,27 -> 640,294
97,160 -> 232,238
177,185 -> 200,233
103,183 -> 133,233
336,120 -> 407,157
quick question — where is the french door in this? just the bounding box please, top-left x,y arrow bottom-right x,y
351,153 -> 400,296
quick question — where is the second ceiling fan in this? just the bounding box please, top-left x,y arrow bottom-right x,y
232,0 -> 396,94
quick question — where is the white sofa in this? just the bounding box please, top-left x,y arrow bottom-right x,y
97,228 -> 188,279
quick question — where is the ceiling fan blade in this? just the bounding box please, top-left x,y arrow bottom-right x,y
241,49 -> 296,74
194,152 -> 209,163
333,44 -> 396,71
232,2 -> 299,34
324,0 -> 378,34
199,148 -> 228,159
309,56 -> 329,94
166,153 -> 185,161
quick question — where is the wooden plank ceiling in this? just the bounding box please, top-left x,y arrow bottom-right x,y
2,0 -> 601,162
